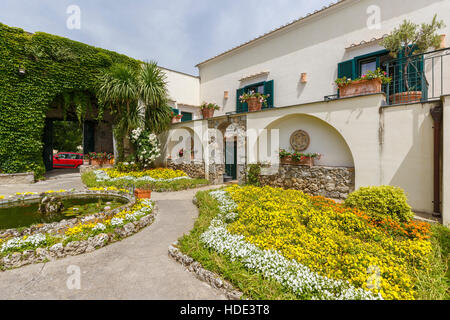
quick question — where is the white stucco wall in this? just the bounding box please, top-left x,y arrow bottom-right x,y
198,0 -> 450,115
162,67 -> 200,107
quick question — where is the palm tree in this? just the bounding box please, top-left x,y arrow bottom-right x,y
97,61 -> 171,161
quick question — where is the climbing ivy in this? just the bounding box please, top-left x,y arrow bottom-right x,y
0,23 -> 140,178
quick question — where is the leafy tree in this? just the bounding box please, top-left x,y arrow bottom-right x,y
381,15 -> 445,91
53,121 -> 83,153
97,61 -> 171,161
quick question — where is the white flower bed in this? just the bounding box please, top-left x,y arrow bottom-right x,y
200,190 -> 383,301
94,170 -> 192,183
1,234 -> 47,253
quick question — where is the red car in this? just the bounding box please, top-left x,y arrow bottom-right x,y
53,152 -> 84,169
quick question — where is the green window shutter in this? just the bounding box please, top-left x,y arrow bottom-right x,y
338,59 -> 355,79
171,108 -> 180,115
181,111 -> 192,122
236,88 -> 247,113
263,80 -> 274,108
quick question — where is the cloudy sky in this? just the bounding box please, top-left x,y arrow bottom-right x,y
0,0 -> 335,75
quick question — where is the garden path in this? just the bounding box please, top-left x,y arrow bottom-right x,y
0,182 -> 227,300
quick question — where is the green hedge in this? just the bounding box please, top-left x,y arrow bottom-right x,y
0,23 -> 140,177
344,185 -> 413,222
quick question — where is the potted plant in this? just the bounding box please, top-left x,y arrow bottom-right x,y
134,184 -> 152,199
239,91 -> 270,112
381,15 -> 445,103
335,68 -> 391,98
171,111 -> 183,124
89,152 -> 101,166
279,149 -> 322,167
83,154 -> 90,166
200,102 -> 220,119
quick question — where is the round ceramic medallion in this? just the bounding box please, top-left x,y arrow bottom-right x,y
290,130 -> 310,151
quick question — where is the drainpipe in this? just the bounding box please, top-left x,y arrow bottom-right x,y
430,104 -> 443,217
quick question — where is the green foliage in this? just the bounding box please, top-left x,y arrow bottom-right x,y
382,15 -> 445,58
246,164 -> 261,186
97,61 -> 172,161
0,23 -> 140,176
344,186 -> 413,222
53,121 -> 83,153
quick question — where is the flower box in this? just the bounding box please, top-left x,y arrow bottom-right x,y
338,78 -> 382,98
246,96 -> 263,112
390,91 -> 422,104
134,188 -> 152,199
91,159 -> 103,166
280,156 -> 314,167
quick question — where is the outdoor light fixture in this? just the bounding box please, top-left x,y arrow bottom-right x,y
301,73 -> 308,83
224,91 -> 229,99
18,67 -> 26,76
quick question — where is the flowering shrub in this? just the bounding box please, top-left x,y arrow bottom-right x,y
335,68 -> 392,87
0,234 -> 48,254
0,196 -> 4,200
2,199 -> 154,254
94,168 -> 189,183
205,185 -> 434,300
130,128 -> 161,167
201,189 -> 381,300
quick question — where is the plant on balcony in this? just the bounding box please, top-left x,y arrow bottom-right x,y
335,68 -> 392,98
381,15 -> 445,101
170,111 -> 183,123
200,102 -> 220,119
239,91 -> 270,112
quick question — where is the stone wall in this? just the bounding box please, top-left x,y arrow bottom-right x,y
209,164 -> 225,185
167,160 -> 206,179
258,165 -> 355,200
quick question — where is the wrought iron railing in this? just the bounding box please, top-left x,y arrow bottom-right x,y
383,48 -> 450,105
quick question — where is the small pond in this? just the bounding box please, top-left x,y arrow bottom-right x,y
0,197 -> 127,230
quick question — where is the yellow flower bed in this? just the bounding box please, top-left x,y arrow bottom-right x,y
226,185 -> 432,300
103,168 -> 187,180
0,195 -> 4,200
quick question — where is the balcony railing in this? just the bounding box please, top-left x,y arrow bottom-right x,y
383,48 -> 450,105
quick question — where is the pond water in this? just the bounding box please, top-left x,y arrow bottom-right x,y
0,197 -> 127,230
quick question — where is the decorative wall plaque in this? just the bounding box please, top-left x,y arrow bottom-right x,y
290,130 -> 310,151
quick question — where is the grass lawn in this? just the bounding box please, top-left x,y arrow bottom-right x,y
81,169 -> 209,192
177,186 -> 449,300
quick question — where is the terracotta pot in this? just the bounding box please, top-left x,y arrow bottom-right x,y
280,156 -> 314,167
91,159 -> 102,166
339,78 -> 382,98
390,91 -> 422,104
134,188 -> 152,199
246,97 -> 263,112
202,108 -> 215,119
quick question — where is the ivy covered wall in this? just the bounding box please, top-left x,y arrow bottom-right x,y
0,23 -> 140,177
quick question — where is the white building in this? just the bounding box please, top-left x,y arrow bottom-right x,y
162,0 -> 450,225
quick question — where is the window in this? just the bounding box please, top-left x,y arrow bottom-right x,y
181,111 -> 193,122
236,80 -> 274,113
359,58 -> 377,76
